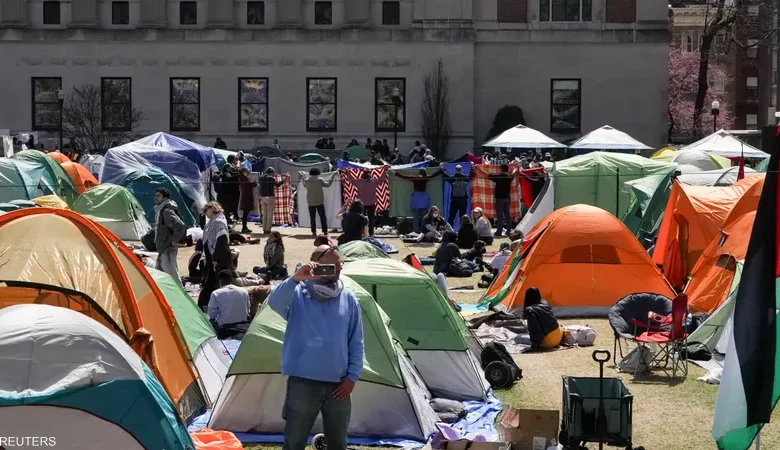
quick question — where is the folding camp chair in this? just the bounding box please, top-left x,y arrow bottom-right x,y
631,293 -> 689,378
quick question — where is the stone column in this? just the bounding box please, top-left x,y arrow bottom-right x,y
275,0 -> 303,27
0,0 -> 28,27
70,0 -> 99,28
139,0 -> 167,28
207,0 -> 234,27
344,0 -> 370,27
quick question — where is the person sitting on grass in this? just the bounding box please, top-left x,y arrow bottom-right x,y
337,200 -> 369,245
419,205 -> 452,243
489,241 -> 512,274
433,231 -> 461,275
253,231 -> 288,282
208,269 -> 251,339
461,240 -> 488,272
523,287 -> 563,351
472,207 -> 494,245
457,214 -> 477,249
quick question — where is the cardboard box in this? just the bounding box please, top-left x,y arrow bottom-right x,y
439,440 -> 512,450
498,407 -> 560,450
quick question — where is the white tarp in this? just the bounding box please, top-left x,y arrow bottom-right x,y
681,130 -> 768,158
568,125 -> 652,151
515,176 -> 555,236
296,171 -> 343,230
678,167 -> 759,187
483,125 -> 566,149
194,338 -> 232,406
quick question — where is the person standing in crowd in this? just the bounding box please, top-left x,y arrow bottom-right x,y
238,167 -> 258,234
471,207 -> 494,245
258,167 -> 285,234
303,167 -> 333,236
153,188 -> 187,284
253,231 -> 288,281
198,202 -> 233,310
336,200 -> 369,245
353,168 -> 385,236
266,246 -> 364,450
444,164 -> 471,226
397,168 -> 442,233
208,269 -> 250,330
488,164 -> 517,237
218,155 -> 240,224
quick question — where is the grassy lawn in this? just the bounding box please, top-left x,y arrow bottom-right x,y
183,226 -> 779,449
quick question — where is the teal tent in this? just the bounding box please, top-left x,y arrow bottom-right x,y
71,184 -> 151,240
339,240 -> 390,263
298,152 -> 328,163
0,158 -> 48,203
10,150 -> 79,204
117,168 -> 197,227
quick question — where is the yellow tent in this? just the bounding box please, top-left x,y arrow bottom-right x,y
32,195 -> 70,209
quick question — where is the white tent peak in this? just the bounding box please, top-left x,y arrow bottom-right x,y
483,124 -> 565,149
681,129 -> 768,158
568,125 -> 652,151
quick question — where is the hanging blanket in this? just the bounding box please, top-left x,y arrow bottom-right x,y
388,167 -> 444,217
296,171 -> 343,229
264,157 -> 330,185
471,163 -> 522,221
341,166 -> 390,212
519,167 -> 546,209
271,173 -> 294,225
442,162 -> 473,230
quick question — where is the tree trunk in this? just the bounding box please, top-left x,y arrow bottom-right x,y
692,32 -> 715,138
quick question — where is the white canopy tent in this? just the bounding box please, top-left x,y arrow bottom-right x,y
681,130 -> 769,159
568,125 -> 653,153
483,124 -> 566,149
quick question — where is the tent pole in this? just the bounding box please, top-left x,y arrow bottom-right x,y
615,167 -> 620,217
755,431 -> 761,449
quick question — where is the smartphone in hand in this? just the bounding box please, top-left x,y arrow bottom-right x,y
312,264 -> 336,276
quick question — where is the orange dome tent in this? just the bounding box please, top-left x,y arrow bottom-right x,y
480,204 -> 674,317
61,161 -> 99,193
685,211 -> 755,314
0,208 -> 204,420
652,175 -> 763,290
45,150 -> 71,164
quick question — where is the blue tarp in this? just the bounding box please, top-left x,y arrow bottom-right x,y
132,132 -> 216,171
362,237 -> 399,254
332,159 -> 428,170
189,339 -> 502,448
442,162 -> 473,231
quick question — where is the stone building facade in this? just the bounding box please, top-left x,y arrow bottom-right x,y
0,0 -> 670,155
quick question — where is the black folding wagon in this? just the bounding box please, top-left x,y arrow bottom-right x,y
559,350 -> 643,450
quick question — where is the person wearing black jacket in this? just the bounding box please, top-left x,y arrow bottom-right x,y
488,164 -> 517,237
433,231 -> 460,275
398,168 -> 443,233
457,214 -> 477,249
444,164 -> 472,226
258,167 -> 285,234
522,287 -> 563,350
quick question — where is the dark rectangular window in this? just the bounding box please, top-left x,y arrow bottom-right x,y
550,79 -> 581,133
247,1 -> 265,24
540,0 -> 591,22
31,77 -> 62,131
498,0 -> 527,23
43,1 -> 61,25
315,1 -> 333,25
101,78 -> 132,131
112,1 -> 130,25
307,78 -> 337,132
382,1 -> 400,25
170,78 -> 200,131
238,78 -> 269,131
180,1 -> 197,25
375,78 -> 405,132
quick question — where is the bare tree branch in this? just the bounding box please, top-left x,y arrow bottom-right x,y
421,59 -> 452,158
61,84 -> 145,153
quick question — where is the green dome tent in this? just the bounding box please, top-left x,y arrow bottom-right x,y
298,152 -> 327,163
342,258 -> 488,401
0,159 -> 50,203
118,169 -> 197,227
149,268 -> 231,407
71,184 -> 152,241
10,150 -> 79,204
339,240 -> 390,263
208,275 -> 439,440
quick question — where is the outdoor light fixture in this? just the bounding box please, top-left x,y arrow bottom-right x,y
711,100 -> 720,132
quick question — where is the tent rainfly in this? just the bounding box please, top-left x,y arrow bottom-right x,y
71,184 -> 151,241
208,275 -> 439,441
681,129 -> 769,159
483,124 -> 566,149
568,125 -> 653,154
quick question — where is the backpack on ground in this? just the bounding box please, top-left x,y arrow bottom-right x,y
480,342 -> 522,389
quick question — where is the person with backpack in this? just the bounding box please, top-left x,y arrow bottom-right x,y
153,187 -> 187,285
444,164 -> 471,226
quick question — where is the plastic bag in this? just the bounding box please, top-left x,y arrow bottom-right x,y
190,428 -> 243,450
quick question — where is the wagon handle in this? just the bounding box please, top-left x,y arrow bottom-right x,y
592,349 -> 610,363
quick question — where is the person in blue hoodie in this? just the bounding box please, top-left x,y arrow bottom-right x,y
266,245 -> 364,450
